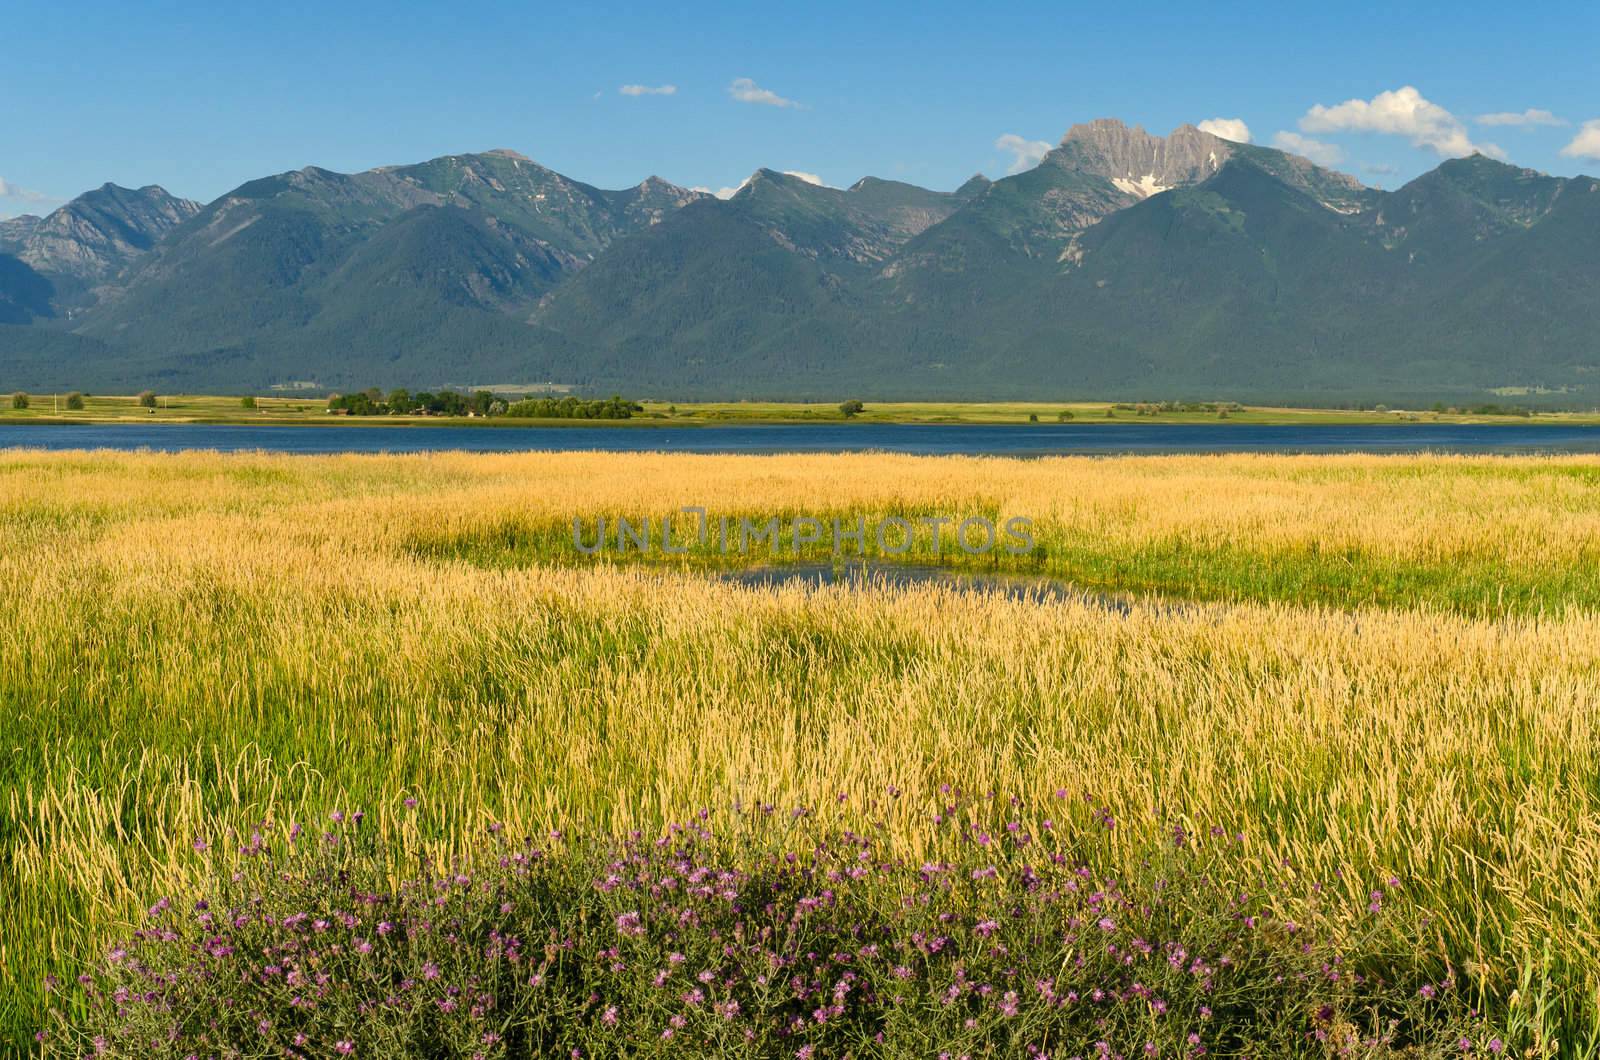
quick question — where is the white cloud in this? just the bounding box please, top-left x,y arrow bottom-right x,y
1476,108 -> 1564,128
1197,118 -> 1251,143
619,84 -> 677,97
1271,131 -> 1345,167
729,77 -> 800,108
692,177 -> 752,199
994,133 -> 1051,175
1300,86 -> 1501,158
0,177 -> 53,203
691,170 -> 830,199
1561,119 -> 1600,160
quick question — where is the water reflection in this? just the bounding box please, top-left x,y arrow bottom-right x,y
710,561 -> 1140,614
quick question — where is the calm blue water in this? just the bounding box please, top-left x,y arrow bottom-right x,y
2,422 -> 1600,456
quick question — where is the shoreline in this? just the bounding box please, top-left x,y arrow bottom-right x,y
5,396 -> 1599,428
5,412 -> 1600,429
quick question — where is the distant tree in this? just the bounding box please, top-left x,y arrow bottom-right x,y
240,395 -> 257,409
10,392 -> 28,410
505,395 -> 642,420
1056,410 -> 1073,421
1028,413 -> 1039,422
327,391 -> 382,415
65,392 -> 85,411
838,399 -> 865,418
386,389 -> 412,413
138,390 -> 158,408
1467,403 -> 1531,418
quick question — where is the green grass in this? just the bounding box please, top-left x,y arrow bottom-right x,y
639,399 -> 1600,426
3,392 -> 1597,426
405,512 -> 1600,619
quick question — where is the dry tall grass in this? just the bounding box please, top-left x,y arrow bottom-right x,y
3,449 -> 1599,1050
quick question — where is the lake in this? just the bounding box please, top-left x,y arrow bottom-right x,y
3,422 -> 1600,455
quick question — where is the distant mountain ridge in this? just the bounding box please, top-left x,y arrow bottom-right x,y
0,184 -> 200,302
0,254 -> 55,325
2,121 -> 1597,403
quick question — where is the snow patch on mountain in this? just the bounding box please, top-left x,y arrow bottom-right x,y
1111,174 -> 1170,199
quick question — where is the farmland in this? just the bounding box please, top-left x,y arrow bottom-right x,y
3,392 -> 1596,426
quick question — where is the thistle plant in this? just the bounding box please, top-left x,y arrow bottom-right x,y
41,792 -> 1500,1059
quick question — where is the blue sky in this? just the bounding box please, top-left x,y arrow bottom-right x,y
3,0 -> 1598,217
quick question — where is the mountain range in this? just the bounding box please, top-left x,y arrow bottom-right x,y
2,119 -> 1597,403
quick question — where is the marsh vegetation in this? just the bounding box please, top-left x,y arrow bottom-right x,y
3,451 -> 1599,1053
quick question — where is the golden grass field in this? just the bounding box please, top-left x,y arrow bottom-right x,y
3,449 -> 1600,1051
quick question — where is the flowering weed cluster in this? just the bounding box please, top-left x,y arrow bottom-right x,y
41,795 -> 1500,1059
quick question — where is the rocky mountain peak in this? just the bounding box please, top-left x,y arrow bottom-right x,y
1052,118 -> 1233,198
954,173 -> 992,200
619,176 -> 708,226
728,169 -> 797,200
631,176 -> 702,199
0,214 -> 43,248
10,183 -> 200,284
